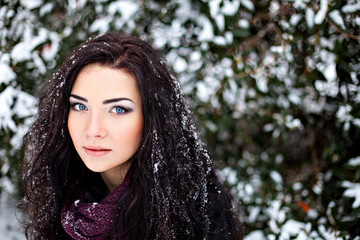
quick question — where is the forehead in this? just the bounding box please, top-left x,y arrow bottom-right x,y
71,64 -> 140,99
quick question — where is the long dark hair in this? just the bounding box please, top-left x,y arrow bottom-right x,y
22,32 -> 243,239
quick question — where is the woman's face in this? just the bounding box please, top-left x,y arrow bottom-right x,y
68,63 -> 144,176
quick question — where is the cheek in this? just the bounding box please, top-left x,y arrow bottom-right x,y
120,117 -> 143,146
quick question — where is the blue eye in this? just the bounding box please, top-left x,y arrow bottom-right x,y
78,104 -> 86,111
110,106 -> 129,114
71,103 -> 87,111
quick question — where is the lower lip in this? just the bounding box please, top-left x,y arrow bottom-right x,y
84,147 -> 111,157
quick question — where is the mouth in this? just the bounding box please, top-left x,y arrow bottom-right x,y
83,146 -> 111,157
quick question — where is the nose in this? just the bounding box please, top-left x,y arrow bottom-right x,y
86,111 -> 106,138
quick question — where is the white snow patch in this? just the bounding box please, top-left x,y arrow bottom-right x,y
41,32 -> 60,61
342,181 -> 360,208
0,194 -> 25,239
219,167 -> 238,185
196,73 -> 220,102
293,0 -> 306,9
315,80 -> 338,98
281,219 -> 306,237
241,0 -> 254,11
175,0 -> 197,22
270,171 -> 283,185
288,91 -> 301,105
314,0 -> 328,25
90,1 -> 138,33
336,104 -> 352,126
329,10 -> 346,29
244,230 -> 266,240
174,57 -> 187,73
39,3 -> 54,16
11,27 -> 48,62
317,49 -> 337,83
269,1 -> 280,13
0,86 -> 37,131
348,156 -> 360,167
0,54 -> 16,84
238,19 -> 249,29
306,8 -> 315,28
90,16 -> 112,33
285,116 -> 303,130
290,14 -> 302,26
108,1 -> 138,26
247,206 -> 261,223
221,0 -> 240,16
267,200 -> 286,223
342,0 -> 360,13
20,0 -> 43,9
253,68 -> 268,93
67,0 -> 87,11
198,16 -> 214,42
214,36 -> 226,45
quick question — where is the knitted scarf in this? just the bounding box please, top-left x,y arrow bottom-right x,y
61,176 -> 129,239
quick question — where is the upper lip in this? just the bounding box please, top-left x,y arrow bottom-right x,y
84,146 -> 111,151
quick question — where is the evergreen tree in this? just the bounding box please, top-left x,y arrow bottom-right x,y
0,0 -> 359,238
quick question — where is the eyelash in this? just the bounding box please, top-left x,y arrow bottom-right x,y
70,102 -> 87,111
69,102 -> 131,115
109,106 -> 131,115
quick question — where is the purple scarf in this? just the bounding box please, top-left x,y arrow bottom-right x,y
61,176 -> 129,239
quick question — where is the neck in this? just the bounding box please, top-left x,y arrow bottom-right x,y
100,162 -> 131,193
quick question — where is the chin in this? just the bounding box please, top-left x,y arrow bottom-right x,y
83,162 -> 111,173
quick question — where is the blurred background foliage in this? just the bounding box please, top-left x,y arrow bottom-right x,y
0,0 -> 359,239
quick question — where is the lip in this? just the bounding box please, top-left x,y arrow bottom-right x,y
83,146 -> 111,157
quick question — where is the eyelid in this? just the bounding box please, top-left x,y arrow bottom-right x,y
69,101 -> 88,111
109,105 -> 132,114
69,101 -> 133,114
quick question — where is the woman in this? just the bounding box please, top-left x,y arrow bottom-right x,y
22,32 -> 243,239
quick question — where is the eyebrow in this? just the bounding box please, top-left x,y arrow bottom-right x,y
70,94 -> 87,102
103,98 -> 133,104
70,94 -> 133,104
